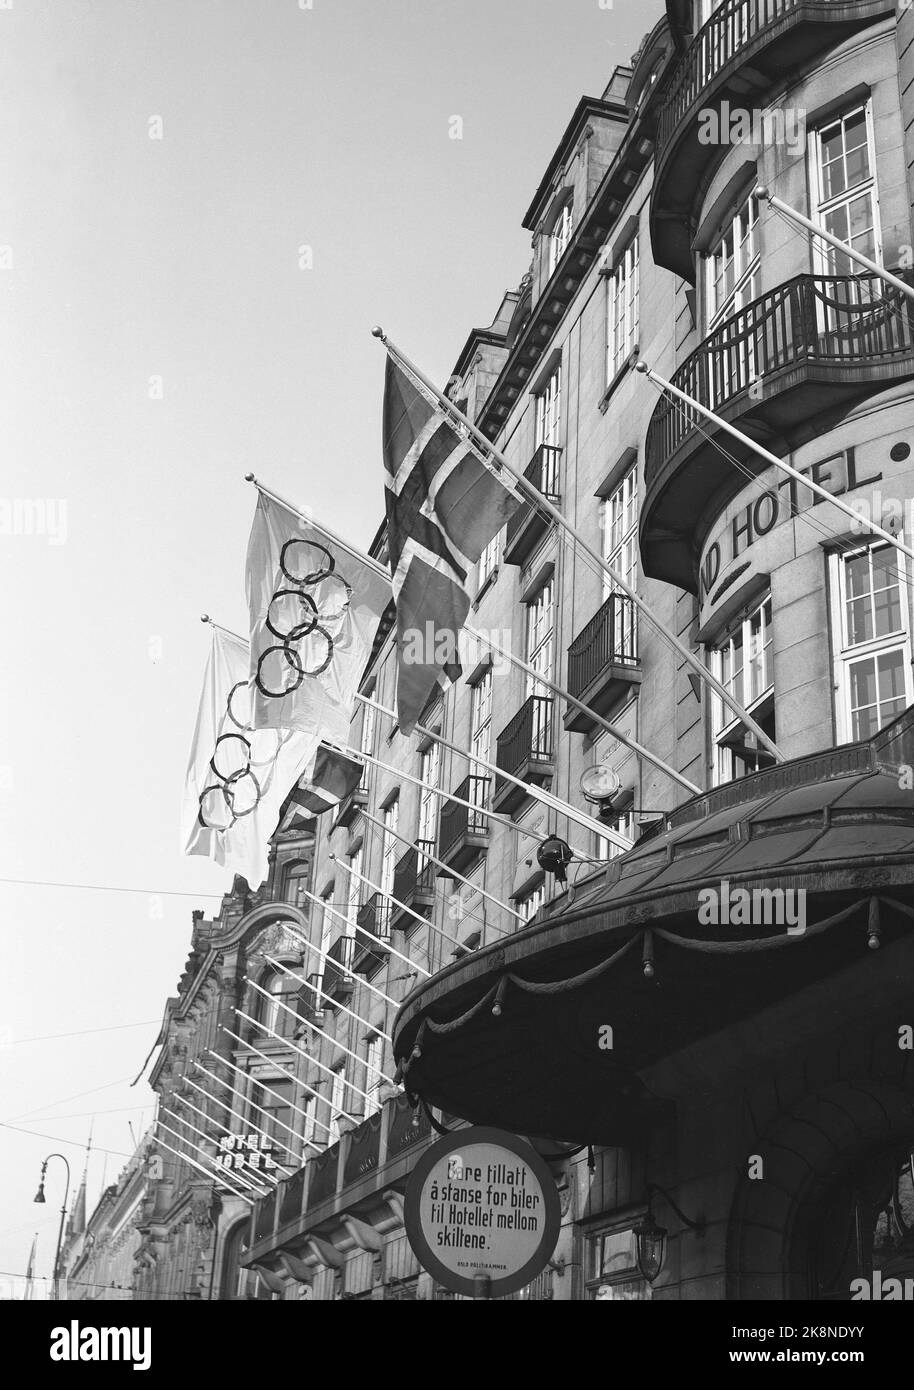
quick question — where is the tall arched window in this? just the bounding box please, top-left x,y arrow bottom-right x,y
283,859 -> 311,909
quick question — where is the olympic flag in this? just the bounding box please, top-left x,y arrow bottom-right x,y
182,626 -> 318,889
245,492 -> 390,739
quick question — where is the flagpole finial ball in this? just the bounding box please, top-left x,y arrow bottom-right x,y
371,325 -> 386,340
756,185 -> 769,200
634,361 -> 649,374
201,614 -> 210,623
244,472 -> 256,483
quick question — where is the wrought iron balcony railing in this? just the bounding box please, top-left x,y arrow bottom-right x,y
646,272 -> 914,488
356,892 -> 392,943
439,777 -> 490,864
392,839 -> 437,910
657,0 -> 791,156
567,594 -> 638,701
504,444 -> 562,558
495,695 -> 554,791
320,934 -> 355,1002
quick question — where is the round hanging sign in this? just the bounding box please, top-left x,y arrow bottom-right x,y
404,1126 -> 561,1298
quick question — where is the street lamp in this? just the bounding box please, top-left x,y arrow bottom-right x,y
34,1154 -> 70,1301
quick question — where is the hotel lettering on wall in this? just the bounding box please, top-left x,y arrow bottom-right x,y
216,1133 -> 277,1173
701,445 -> 883,604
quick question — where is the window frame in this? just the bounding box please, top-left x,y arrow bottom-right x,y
606,236 -> 639,384
810,100 -> 882,278
707,592 -> 776,786
829,542 -> 913,743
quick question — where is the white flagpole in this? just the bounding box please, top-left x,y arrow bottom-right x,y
334,740 -> 524,836
172,1093 -> 297,1171
198,1056 -> 338,1140
153,1133 -> 254,1207
756,186 -> 914,303
291,875 -> 432,980
185,1072 -> 319,1154
154,1119 -> 263,1195
162,1105 -> 285,1186
221,1029 -> 364,1120
635,361 -> 914,566
234,1010 -> 392,1105
275,916 -> 399,1007
463,623 -> 702,796
358,806 -> 527,923
244,978 -> 397,1082
263,953 -> 393,1041
373,328 -> 783,764
329,852 -> 481,948
359,693 -> 633,856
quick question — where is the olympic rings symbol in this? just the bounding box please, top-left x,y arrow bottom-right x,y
197,681 -> 292,833
255,539 -> 352,701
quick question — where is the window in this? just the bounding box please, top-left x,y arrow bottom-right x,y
345,846 -> 363,932
478,535 -> 499,591
363,1035 -> 384,1116
811,103 -> 880,279
708,593 -> 776,785
535,368 -> 562,451
595,806 -> 636,862
518,882 -> 547,924
301,1096 -> 316,1150
380,798 -> 399,935
832,543 -> 912,741
256,968 -> 298,1040
705,190 -> 759,331
418,745 -> 440,859
471,668 -> 494,767
254,1077 -> 293,1151
359,692 -> 376,791
525,580 -> 555,758
317,890 -> 333,991
600,467 -> 639,656
548,199 -> 573,276
283,859 -> 310,910
329,1065 -> 347,1144
606,237 -> 639,382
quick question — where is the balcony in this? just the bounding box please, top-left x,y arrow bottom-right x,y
565,594 -> 641,734
333,783 -> 367,831
503,444 -> 562,568
352,893 -> 391,975
320,936 -> 355,1005
651,0 -> 894,280
391,839 -> 436,929
642,272 -> 914,591
494,695 -> 554,814
438,776 -> 490,874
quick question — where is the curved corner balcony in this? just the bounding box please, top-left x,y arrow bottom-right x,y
651,0 -> 894,280
392,708 -> 914,1145
641,271 -> 914,592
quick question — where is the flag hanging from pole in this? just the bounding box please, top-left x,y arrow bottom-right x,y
24,1233 -> 37,1301
245,493 -> 390,740
381,353 -> 524,732
181,627 -> 320,890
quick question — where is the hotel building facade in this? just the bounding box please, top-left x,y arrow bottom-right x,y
138,0 -> 914,1300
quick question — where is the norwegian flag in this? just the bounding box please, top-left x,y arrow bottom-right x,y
381,353 -> 523,731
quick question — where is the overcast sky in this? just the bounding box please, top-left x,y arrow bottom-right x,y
0,0 -> 661,1296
